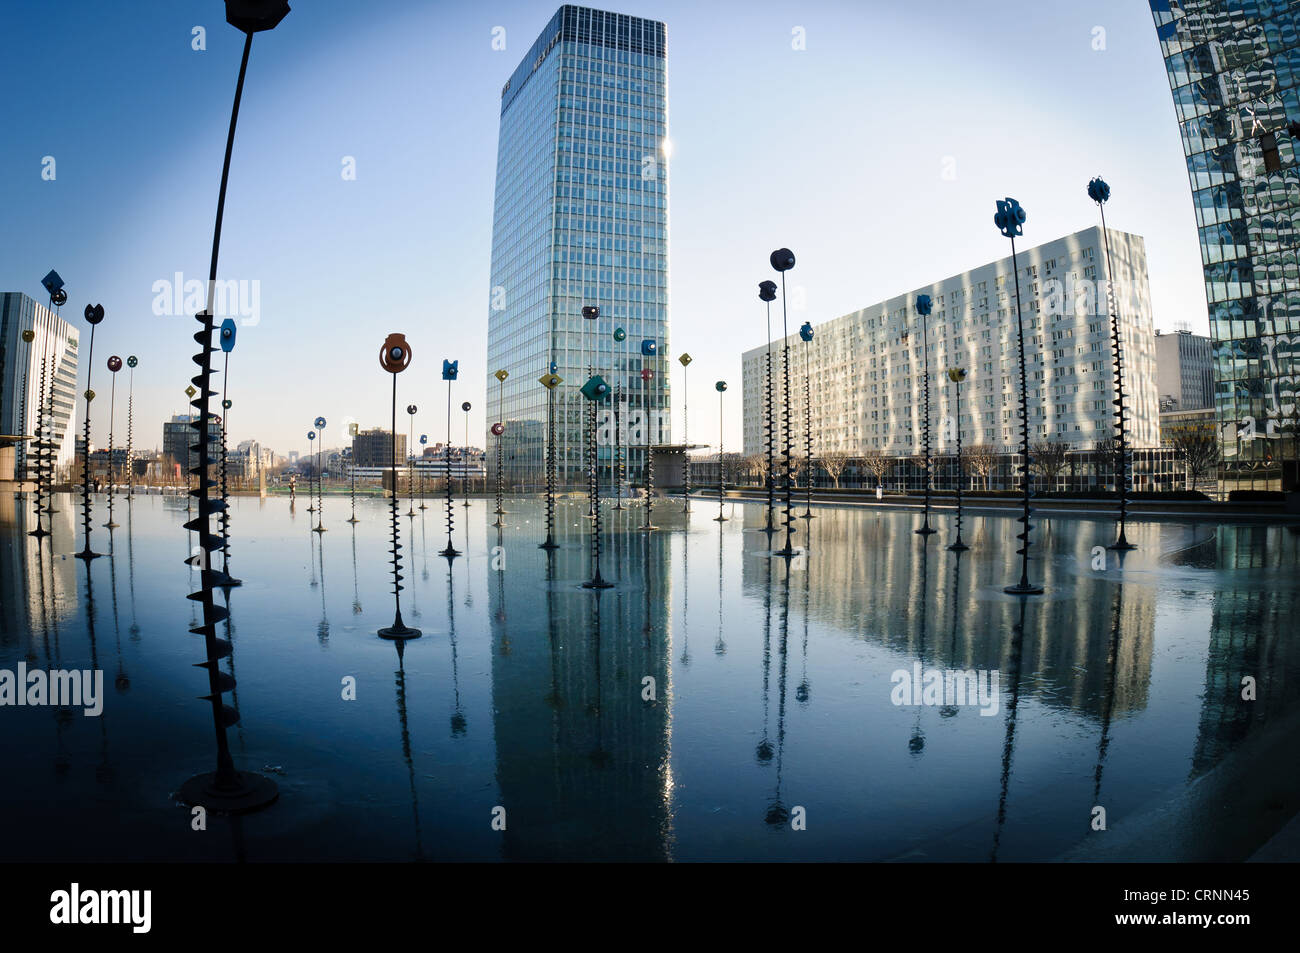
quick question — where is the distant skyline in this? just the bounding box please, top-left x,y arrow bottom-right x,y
1,0 -> 1204,455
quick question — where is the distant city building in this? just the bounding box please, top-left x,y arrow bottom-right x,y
1151,1 -> 1300,491
0,292 -> 80,477
1155,328 -> 1214,411
352,428 -> 405,469
485,5 -> 671,485
741,227 -> 1160,459
162,413 -> 222,474
1160,406 -> 1216,446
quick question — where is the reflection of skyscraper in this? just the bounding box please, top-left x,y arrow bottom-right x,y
1150,2 -> 1300,491
487,527 -> 672,860
0,292 -> 80,475
485,6 -> 670,486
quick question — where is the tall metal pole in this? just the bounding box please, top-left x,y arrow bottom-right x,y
800,322 -> 816,520
680,352 -> 692,512
313,415 -> 327,533
714,381 -> 728,522
996,198 -> 1042,595
760,281 -> 777,533
126,356 -> 137,505
75,305 -> 103,561
947,367 -> 969,551
1090,177 -> 1136,552
771,248 -> 797,558
915,297 -> 935,535
104,359 -> 120,529
379,332 -> 420,640
440,365 -> 460,559
462,401 -> 471,507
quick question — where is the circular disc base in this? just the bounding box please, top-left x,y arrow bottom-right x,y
539,541 -> 559,551
346,517 -> 359,524
178,770 -> 278,814
27,528 -> 50,538
581,577 -> 614,590
915,527 -> 936,535
1107,541 -> 1137,551
713,515 -> 728,522
75,550 -> 101,561
104,520 -> 119,529
378,624 -> 422,640
947,542 -> 970,552
1004,583 -> 1044,595
313,525 -> 328,533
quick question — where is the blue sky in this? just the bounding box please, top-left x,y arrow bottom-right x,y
0,0 -> 1200,455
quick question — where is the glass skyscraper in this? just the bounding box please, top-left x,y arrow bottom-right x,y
1151,0 -> 1300,491
486,5 -> 670,487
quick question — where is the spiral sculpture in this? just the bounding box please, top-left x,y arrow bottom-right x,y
440,359 -> 460,559
126,356 -> 137,504
771,248 -> 798,558
799,321 -> 816,522
27,331 -> 50,539
75,303 -> 105,561
581,374 -> 613,588
914,297 -> 935,535
639,362 -> 657,532
539,370 -> 561,550
759,280 -> 778,533
947,367 -> 969,551
1090,176 -> 1136,552
995,198 -> 1043,595
378,333 -> 420,640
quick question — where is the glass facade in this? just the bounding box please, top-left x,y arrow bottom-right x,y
1152,0 -> 1300,491
0,292 -> 80,476
486,5 -> 670,487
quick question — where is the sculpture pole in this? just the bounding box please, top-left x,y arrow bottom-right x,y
216,322 -> 241,583
405,406 -> 417,518
178,1 -> 288,813
346,421 -> 359,523
126,356 -> 138,504
418,432 -> 428,510
915,296 -> 936,535
639,335 -> 659,531
947,367 -> 969,552
104,356 -> 122,529
759,280 -> 777,533
714,381 -> 728,522
378,332 -> 419,640
580,372 -> 613,588
996,197 -> 1043,595
75,303 -> 105,561
770,249 -> 797,558
439,359 -> 461,559
492,369 -> 508,523
799,321 -> 816,520
613,328 -> 627,509
1089,177 -> 1136,552
680,352 -> 693,511
461,401 -> 472,507
539,369 -> 561,550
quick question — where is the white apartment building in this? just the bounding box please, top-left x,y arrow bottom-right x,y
1,292 -> 81,474
742,227 -> 1160,459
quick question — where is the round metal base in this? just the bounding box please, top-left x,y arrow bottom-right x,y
378,623 -> 422,640
104,520 -> 119,529
75,550 -> 101,561
539,540 -> 559,551
581,577 -> 614,590
713,515 -> 728,522
801,512 -> 816,520
178,770 -> 278,814
346,516 -> 359,524
214,573 -> 243,588
313,525 -> 328,533
947,541 -> 969,552
27,527 -> 50,538
1107,541 -> 1137,552
1004,583 -> 1044,596
638,524 -> 658,532
492,519 -> 504,529
307,506 -> 315,512
915,526 -> 937,536
440,547 -> 461,559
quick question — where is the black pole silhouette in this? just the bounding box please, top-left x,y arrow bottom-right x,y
582,373 -> 613,589
16,331 -> 32,495
714,381 -> 728,522
680,352 -> 692,511
178,5 -> 287,813
947,367 -> 970,551
75,303 -> 104,561
305,432 -> 315,513
217,330 -> 241,584
440,366 -> 460,559
771,249 -> 798,558
462,401 -> 471,508
540,372 -> 560,550
760,280 -> 778,533
347,423 -> 359,523
990,597 -> 1028,861
995,198 -> 1043,595
104,357 -> 121,529
378,332 -> 420,640
1090,177 -> 1136,552
493,369 -> 508,525
405,406 -> 417,518
26,319 -> 52,538
126,356 -> 137,505
914,297 -> 935,535
314,416 -> 326,529
800,322 -> 816,520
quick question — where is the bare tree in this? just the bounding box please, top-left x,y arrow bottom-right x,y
1172,427 -> 1219,490
860,448 -> 891,489
744,453 -> 769,486
965,444 -> 998,491
819,449 -> 851,488
1030,440 -> 1069,490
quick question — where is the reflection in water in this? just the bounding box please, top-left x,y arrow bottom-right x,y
1,498 -> 1299,862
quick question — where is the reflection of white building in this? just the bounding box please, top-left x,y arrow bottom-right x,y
741,227 -> 1160,458
1,292 -> 80,475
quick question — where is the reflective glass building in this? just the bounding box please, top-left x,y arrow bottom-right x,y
486,5 -> 670,486
1151,0 -> 1300,491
